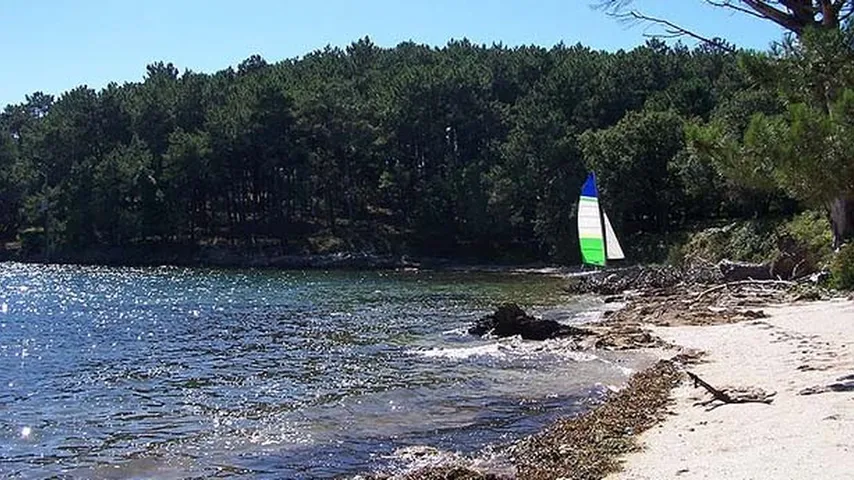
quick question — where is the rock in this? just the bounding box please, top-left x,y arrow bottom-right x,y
469,303 -> 590,341
718,260 -> 773,281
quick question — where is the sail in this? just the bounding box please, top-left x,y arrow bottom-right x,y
603,211 -> 625,260
577,173 -> 606,266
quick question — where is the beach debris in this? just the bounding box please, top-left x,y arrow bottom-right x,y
362,445 -> 514,480
469,304 -> 591,341
670,349 -> 706,366
717,260 -> 775,281
589,324 -> 664,350
510,360 -> 682,480
601,279 -> 794,328
694,279 -> 795,300
686,371 -> 776,408
564,264 -> 716,295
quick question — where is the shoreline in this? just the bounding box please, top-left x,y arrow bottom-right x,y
519,284 -> 854,480
0,246 -> 578,275
385,281 -> 852,480
609,297 -> 854,480
7,259 -> 850,478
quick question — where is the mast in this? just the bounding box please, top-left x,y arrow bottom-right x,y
596,174 -> 608,269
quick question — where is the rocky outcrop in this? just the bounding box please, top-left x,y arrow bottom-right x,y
469,303 -> 591,341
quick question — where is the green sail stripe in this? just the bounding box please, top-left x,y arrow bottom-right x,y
580,237 -> 605,266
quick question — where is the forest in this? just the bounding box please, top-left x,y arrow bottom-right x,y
1,7 -> 853,273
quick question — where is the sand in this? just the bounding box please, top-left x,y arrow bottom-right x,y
609,298 -> 854,480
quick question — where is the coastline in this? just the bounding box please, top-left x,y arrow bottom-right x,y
385,280 -> 853,480
0,244 -> 579,274
609,297 -> 854,480
7,258 -> 851,478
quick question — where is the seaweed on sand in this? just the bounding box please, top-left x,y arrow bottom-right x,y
510,360 -> 682,480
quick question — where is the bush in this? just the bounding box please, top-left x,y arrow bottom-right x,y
675,220 -> 778,265
774,211 -> 834,276
830,244 -> 854,290
783,211 -> 832,254
308,233 -> 345,254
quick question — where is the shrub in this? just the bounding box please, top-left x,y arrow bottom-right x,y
781,211 -> 833,265
761,211 -> 835,278
830,244 -> 854,290
308,233 -> 345,254
675,220 -> 778,265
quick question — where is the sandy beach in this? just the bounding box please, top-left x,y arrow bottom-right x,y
610,298 -> 854,480
364,284 -> 854,480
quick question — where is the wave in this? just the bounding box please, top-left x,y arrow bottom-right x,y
409,337 -> 598,362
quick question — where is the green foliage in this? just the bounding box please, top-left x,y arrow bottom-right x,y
580,109 -> 686,236
741,98 -> 854,208
780,211 -> 834,269
0,127 -> 21,239
676,220 -> 779,264
691,26 -> 854,210
669,212 -> 834,278
831,244 -> 854,290
308,233 -> 346,254
0,36 -> 830,264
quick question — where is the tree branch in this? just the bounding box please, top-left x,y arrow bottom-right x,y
597,1 -> 849,41
704,0 -> 770,19
831,0 -> 854,21
614,10 -> 737,52
740,0 -> 810,33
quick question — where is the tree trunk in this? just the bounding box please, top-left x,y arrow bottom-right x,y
830,194 -> 854,250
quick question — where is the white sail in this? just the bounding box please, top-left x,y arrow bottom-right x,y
602,210 -> 625,260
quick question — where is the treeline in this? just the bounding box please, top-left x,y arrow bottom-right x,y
0,37 -> 791,263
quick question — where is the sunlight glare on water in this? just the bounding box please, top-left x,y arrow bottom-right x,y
0,262 -> 648,479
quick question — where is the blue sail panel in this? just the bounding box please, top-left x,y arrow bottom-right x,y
580,173 -> 598,199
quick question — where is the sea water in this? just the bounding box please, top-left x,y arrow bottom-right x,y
0,262 -> 648,479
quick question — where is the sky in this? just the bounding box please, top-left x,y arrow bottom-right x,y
1,0 -> 785,108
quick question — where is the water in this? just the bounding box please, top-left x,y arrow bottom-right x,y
0,262 -> 647,479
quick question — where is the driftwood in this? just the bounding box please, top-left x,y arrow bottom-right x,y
563,258 -> 799,297
694,279 -> 796,300
718,260 -> 774,281
563,262 -> 723,295
686,371 -> 776,408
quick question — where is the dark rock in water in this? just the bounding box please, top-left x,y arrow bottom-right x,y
469,303 -> 590,340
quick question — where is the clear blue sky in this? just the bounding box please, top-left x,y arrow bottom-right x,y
1,0 -> 784,108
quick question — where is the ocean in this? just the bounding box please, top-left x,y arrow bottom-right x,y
0,262 -> 649,479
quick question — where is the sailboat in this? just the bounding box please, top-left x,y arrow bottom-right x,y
577,173 -> 625,267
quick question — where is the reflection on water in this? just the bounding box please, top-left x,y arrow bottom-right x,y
0,262 -> 647,478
